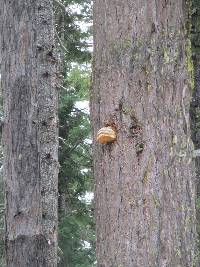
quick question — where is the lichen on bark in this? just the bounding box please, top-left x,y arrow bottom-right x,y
92,1 -> 196,266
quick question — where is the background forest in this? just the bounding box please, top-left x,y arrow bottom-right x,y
51,0 -> 95,266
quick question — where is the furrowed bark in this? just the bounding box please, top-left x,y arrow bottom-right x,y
91,1 -> 196,266
1,1 -> 59,266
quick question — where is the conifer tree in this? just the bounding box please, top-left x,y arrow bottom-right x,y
91,1 -> 197,266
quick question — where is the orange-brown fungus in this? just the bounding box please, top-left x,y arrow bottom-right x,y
96,126 -> 117,144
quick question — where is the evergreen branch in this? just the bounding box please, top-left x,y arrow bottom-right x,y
54,0 -> 67,12
55,31 -> 69,53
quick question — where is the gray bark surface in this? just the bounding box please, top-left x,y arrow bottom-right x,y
1,1 -> 59,266
91,1 -> 196,266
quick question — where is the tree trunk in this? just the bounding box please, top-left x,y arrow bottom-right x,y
1,1 -> 59,266
191,0 -> 200,255
91,1 -> 196,266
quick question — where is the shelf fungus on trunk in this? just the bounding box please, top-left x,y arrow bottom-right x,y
96,126 -> 117,144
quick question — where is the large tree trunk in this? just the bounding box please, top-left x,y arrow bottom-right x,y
91,1 -> 196,266
1,1 -> 59,266
191,0 -> 200,253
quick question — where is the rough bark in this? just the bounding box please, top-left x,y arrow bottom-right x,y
91,1 -> 196,266
191,0 -> 200,257
1,1 -> 59,266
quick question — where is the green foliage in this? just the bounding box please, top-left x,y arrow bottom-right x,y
58,65 -> 92,198
54,0 -> 95,265
58,64 -> 95,267
67,66 -> 91,100
58,202 -> 95,267
191,0 -> 200,54
54,0 -> 92,65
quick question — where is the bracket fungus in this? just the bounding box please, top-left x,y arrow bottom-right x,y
96,126 -> 117,144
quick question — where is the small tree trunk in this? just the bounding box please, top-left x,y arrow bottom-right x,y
91,1 -> 196,266
1,1 -> 59,266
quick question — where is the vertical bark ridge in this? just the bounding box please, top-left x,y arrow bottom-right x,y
91,1 -> 196,266
1,1 -> 59,266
